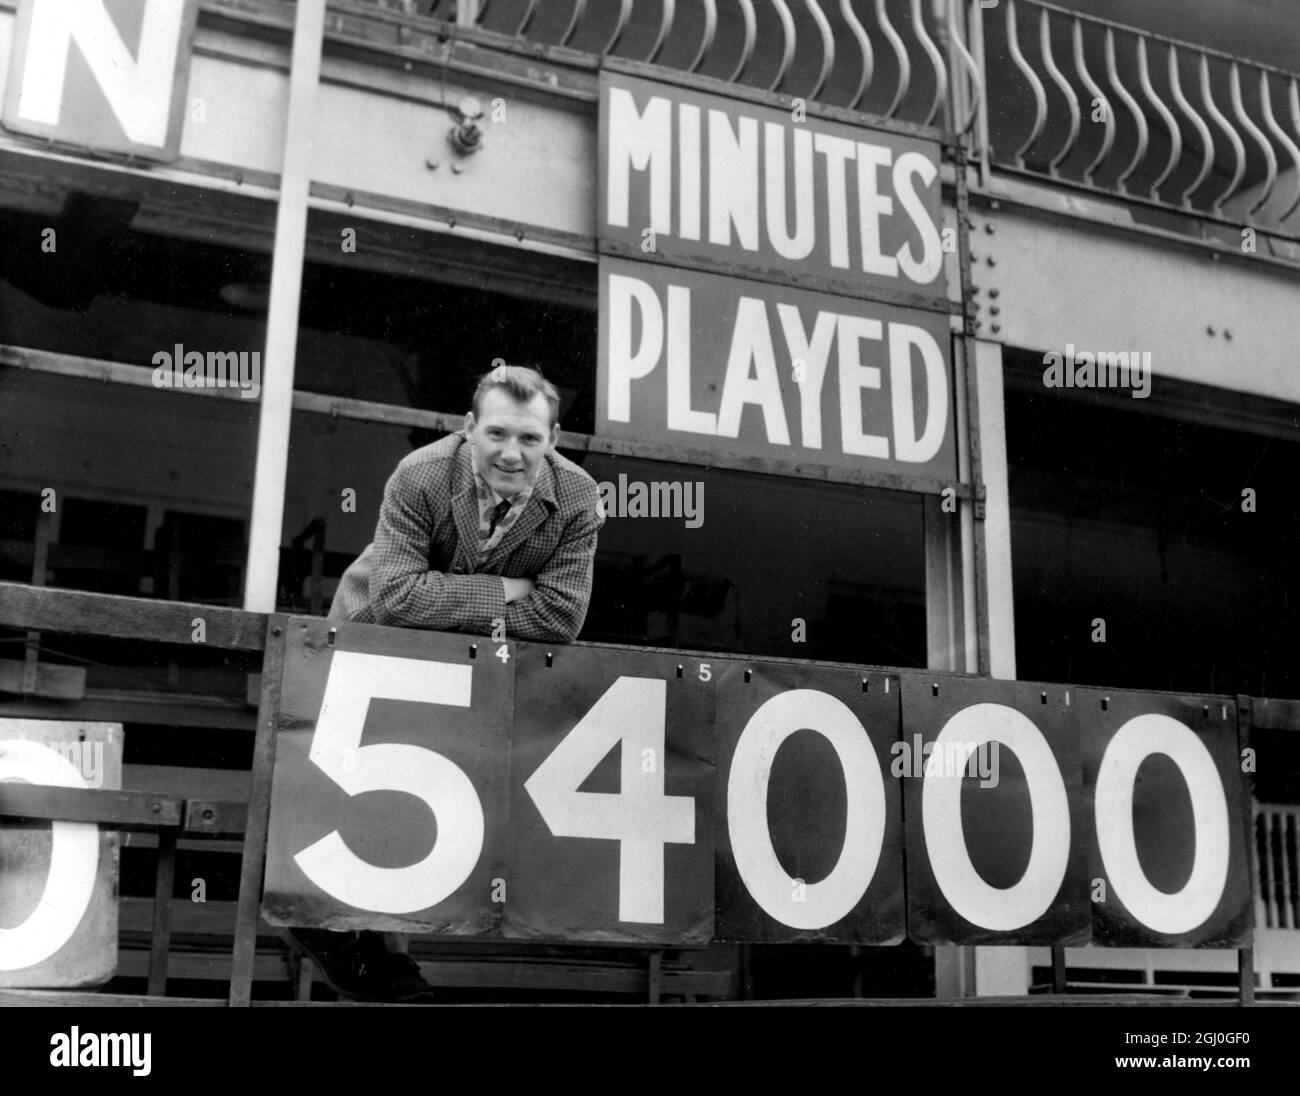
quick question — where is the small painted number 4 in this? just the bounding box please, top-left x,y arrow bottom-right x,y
496,644 -> 510,664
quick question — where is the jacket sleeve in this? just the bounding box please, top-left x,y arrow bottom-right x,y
368,457 -> 507,632
504,490 -> 605,643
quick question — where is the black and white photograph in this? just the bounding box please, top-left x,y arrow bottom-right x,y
0,0 -> 1295,1078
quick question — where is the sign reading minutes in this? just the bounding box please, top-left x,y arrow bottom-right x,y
597,72 -> 956,481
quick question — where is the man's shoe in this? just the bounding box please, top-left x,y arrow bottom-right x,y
290,930 -> 437,1003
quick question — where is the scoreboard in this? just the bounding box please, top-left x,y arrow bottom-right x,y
262,619 -> 1253,948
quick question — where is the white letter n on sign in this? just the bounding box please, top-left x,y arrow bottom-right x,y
8,0 -> 193,152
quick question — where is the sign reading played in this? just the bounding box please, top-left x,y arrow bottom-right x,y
598,257 -> 955,477
2,0 -> 198,162
262,619 -> 1254,949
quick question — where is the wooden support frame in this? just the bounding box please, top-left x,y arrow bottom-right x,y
1,344 -> 978,501
148,831 -> 178,995
0,784 -> 183,831
229,613 -> 289,1007
0,584 -> 1278,1006
1050,946 -> 1067,994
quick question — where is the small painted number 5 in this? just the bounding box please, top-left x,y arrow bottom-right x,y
698,663 -> 712,682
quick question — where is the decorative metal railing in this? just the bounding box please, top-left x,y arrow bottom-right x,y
1256,803 -> 1300,930
381,0 -> 1300,238
397,0 -> 982,133
981,0 -> 1300,236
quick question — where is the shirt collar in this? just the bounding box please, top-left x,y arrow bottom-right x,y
470,457 -> 533,513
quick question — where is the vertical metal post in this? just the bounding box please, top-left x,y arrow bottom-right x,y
972,338 -> 1016,679
243,0 -> 326,613
968,0 -> 991,186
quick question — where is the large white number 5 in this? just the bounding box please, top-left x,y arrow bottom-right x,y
0,740 -> 99,971
524,677 -> 695,923
293,651 -> 484,914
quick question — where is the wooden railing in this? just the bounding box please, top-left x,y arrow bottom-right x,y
3,579 -> 1299,1006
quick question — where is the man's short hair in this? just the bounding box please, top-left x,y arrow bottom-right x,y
470,364 -> 560,428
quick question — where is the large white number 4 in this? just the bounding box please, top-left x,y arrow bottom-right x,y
524,677 -> 694,924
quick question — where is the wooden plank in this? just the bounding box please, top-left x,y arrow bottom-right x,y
0,690 -> 256,731
1247,696 -> 1300,732
124,765 -> 250,802
124,834 -> 244,854
4,345 -> 974,499
184,799 -> 248,837
0,657 -> 86,699
118,897 -> 278,938
229,614 -> 288,1006
295,955 -> 314,1002
0,537 -> 152,573
120,944 -> 732,996
0,582 -> 267,651
0,989 -> 224,1008
147,831 -> 178,996
1051,946 -> 1067,994
0,783 -> 182,831
118,948 -> 292,984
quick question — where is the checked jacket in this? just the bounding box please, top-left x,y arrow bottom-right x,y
328,431 -> 605,642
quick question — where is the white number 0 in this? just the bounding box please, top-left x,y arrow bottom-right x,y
525,677 -> 695,923
293,651 -> 485,915
0,739 -> 99,971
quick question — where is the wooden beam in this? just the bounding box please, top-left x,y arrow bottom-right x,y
0,690 -> 256,731
125,764 -> 250,801
3,345 -> 976,499
0,783 -> 183,831
148,831 -> 178,996
1246,697 -> 1300,732
0,989 -> 225,1008
0,657 -> 86,699
1051,946 -> 1067,994
184,798 -> 248,837
229,614 -> 288,1006
1238,947 -> 1256,1005
0,582 -> 267,651
118,897 -> 275,938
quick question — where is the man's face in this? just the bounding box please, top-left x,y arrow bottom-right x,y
465,387 -> 558,500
